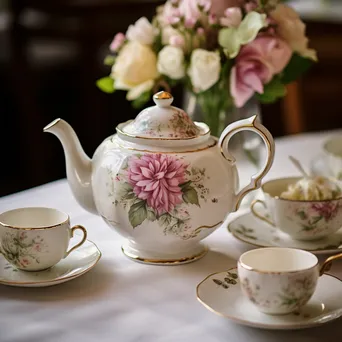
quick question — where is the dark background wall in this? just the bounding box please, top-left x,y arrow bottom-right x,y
1,0 -> 342,197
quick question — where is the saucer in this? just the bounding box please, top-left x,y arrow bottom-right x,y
0,239 -> 101,287
228,211 -> 342,254
197,267 -> 342,330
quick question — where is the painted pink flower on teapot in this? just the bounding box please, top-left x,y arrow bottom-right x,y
128,154 -> 186,215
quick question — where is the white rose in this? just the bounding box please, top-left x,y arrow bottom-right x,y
111,41 -> 159,100
126,17 -> 157,46
271,4 -> 317,61
188,49 -> 221,92
157,46 -> 185,80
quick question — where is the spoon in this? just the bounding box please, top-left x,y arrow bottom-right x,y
289,155 -> 310,178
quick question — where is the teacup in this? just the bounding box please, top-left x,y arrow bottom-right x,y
250,177 -> 342,241
0,207 -> 87,271
238,247 -> 339,315
323,136 -> 342,180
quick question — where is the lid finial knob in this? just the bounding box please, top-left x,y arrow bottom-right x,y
153,91 -> 174,108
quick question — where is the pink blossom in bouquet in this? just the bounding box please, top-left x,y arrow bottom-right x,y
178,0 -> 211,23
157,2 -> 181,27
170,34 -> 186,48
231,35 -> 292,107
220,7 -> 242,27
210,0 -> 240,16
127,154 -> 187,214
109,33 -> 125,52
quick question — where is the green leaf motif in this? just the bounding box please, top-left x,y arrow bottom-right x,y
159,213 -> 173,228
123,192 -> 135,200
182,186 -> 200,206
180,181 -> 192,190
96,77 -> 115,94
297,210 -> 307,220
256,76 -> 287,104
128,200 -> 147,228
147,209 -> 157,222
311,216 -> 322,225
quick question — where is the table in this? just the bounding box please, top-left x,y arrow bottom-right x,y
1,130 -> 342,342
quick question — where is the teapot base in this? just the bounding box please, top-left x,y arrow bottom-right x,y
121,242 -> 208,266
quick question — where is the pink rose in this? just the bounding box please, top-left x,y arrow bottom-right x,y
127,154 -> 187,215
158,2 -> 181,27
178,0 -> 201,23
210,0 -> 240,16
230,36 -> 292,107
220,7 -> 242,27
109,33 -> 125,52
170,34 -> 185,48
184,17 -> 197,28
178,0 -> 211,22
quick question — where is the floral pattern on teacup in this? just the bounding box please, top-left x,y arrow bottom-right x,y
240,273 -> 317,311
0,231 -> 48,269
106,153 -> 218,239
286,200 -> 342,236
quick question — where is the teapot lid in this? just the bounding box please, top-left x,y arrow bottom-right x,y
117,91 -> 209,140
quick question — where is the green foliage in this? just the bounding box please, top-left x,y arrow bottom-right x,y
180,181 -> 199,206
281,53 -> 315,84
96,77 -> 115,94
128,200 -> 147,228
256,76 -> 287,104
159,213 -> 173,227
104,55 -> 116,66
131,91 -> 152,109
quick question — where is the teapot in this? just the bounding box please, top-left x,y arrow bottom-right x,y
44,91 -> 275,264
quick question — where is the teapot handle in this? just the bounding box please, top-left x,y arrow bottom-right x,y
218,115 -> 275,212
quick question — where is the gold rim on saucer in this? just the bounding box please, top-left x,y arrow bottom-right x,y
196,267 -> 342,330
0,239 -> 101,286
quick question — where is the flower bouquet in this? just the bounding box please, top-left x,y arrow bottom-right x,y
97,0 -> 317,137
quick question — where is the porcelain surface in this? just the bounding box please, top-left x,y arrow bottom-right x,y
251,178 -> 342,241
0,239 -> 101,287
0,207 -> 87,271
44,91 -> 275,264
197,267 -> 342,330
238,248 -> 320,314
228,211 -> 342,254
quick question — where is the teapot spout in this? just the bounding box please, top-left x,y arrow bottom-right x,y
43,119 -> 97,214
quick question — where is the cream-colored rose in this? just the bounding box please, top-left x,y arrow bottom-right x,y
111,41 -> 159,100
188,49 -> 221,92
157,46 -> 185,80
126,17 -> 157,46
271,4 -> 317,61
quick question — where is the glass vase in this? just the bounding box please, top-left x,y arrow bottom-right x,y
183,91 -> 265,208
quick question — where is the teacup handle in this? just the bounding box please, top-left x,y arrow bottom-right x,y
320,252 -> 342,276
65,225 -> 88,257
250,199 -> 275,226
218,115 -> 275,211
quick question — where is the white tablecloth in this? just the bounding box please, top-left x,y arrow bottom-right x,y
1,130 -> 342,342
